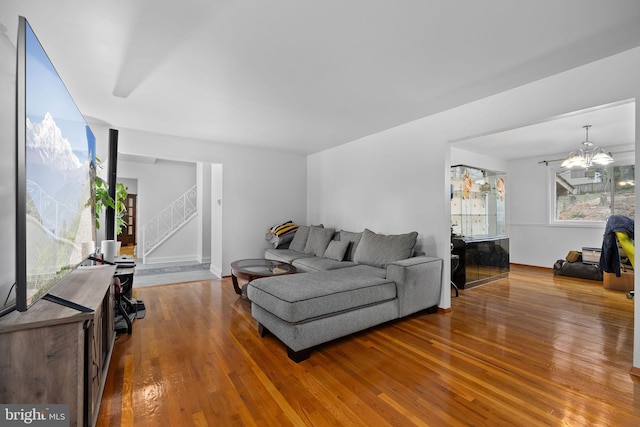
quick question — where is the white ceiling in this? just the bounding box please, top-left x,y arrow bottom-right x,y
452,99 -> 636,161
2,0 -> 640,155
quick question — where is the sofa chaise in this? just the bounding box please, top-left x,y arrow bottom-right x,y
247,225 -> 443,362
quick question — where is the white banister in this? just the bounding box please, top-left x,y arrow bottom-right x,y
141,185 -> 197,259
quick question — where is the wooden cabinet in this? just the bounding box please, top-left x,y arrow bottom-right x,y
452,236 -> 509,289
0,265 -> 115,427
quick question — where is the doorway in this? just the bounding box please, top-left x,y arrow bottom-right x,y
118,192 -> 137,249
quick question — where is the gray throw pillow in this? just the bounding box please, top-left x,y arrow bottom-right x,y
323,240 -> 350,261
288,225 -> 311,252
353,228 -> 418,268
265,229 -> 297,248
303,226 -> 335,257
338,230 -> 363,261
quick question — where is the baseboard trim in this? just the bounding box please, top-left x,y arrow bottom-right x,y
210,265 -> 222,278
143,255 -> 199,265
511,263 -> 553,272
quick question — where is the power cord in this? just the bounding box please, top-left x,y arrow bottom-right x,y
2,282 -> 16,306
0,283 -> 17,317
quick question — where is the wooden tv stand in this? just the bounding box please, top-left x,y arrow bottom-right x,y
0,265 -> 116,427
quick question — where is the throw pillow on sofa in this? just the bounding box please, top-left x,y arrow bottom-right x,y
265,229 -> 297,248
323,240 -> 350,261
304,226 -> 335,257
269,220 -> 292,233
289,224 -> 324,253
353,228 -> 418,268
270,221 -> 299,236
265,221 -> 299,248
289,225 -> 311,252
338,230 -> 363,262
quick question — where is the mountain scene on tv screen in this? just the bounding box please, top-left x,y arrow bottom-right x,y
25,112 -> 93,296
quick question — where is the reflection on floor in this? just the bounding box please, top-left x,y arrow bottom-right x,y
118,245 -> 217,287
132,261 -> 217,288
119,244 -> 136,258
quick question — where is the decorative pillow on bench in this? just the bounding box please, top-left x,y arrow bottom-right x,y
353,228 -> 418,268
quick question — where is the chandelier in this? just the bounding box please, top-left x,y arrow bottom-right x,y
561,125 -> 614,169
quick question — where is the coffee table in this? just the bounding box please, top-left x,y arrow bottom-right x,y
230,259 -> 297,296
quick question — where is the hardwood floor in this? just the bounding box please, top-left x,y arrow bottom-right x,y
96,265 -> 640,426
118,244 -> 135,258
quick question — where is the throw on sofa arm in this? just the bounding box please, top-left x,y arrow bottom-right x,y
386,256 -> 443,317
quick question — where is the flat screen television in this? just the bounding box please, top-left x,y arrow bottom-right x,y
12,16 -> 96,313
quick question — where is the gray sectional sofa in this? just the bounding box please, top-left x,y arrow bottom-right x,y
247,226 -> 443,362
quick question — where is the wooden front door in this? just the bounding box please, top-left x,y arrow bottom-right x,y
118,194 -> 137,247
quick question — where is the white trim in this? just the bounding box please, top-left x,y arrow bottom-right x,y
209,265 -> 222,278
142,254 -> 200,265
508,222 -> 604,229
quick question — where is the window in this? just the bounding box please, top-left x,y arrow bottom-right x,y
551,162 -> 635,224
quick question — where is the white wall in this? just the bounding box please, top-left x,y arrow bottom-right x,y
450,146 -> 507,173
143,216 -> 200,263
118,177 -> 137,194
211,164 -> 223,276
308,46 -> 640,319
504,150 -> 634,268
196,162 -> 213,265
118,158 -> 196,228
116,157 -> 197,263
635,104 -> 640,373
91,125 -> 307,276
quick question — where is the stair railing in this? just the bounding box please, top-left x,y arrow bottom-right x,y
142,185 -> 197,258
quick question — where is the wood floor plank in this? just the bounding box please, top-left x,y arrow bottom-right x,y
96,265 -> 640,426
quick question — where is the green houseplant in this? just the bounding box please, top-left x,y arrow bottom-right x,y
94,158 -> 128,235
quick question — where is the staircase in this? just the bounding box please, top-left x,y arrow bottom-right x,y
141,185 -> 197,260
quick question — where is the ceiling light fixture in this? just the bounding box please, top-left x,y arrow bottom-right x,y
561,125 -> 614,169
